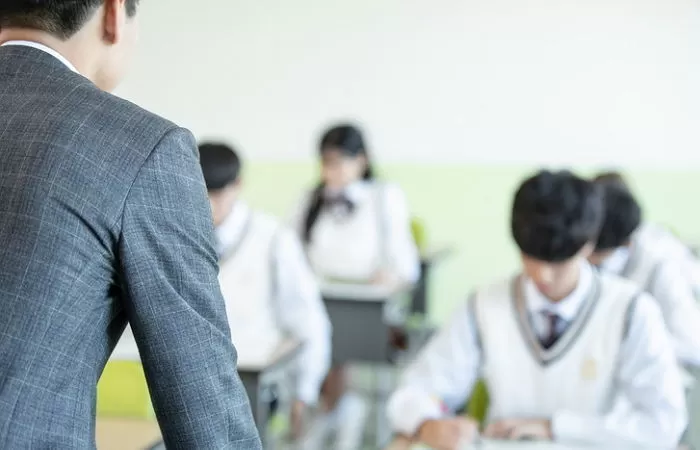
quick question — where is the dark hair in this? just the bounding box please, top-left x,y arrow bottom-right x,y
302,124 -> 375,243
198,142 -> 242,191
0,0 -> 139,40
595,182 -> 642,251
593,170 -> 630,191
511,170 -> 604,262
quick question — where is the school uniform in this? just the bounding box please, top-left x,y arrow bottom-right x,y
291,180 -> 420,284
388,263 -> 687,447
290,180 -> 419,449
599,239 -> 700,367
216,201 -> 331,405
635,223 -> 700,294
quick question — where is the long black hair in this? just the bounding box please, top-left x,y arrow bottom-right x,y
302,124 -> 375,243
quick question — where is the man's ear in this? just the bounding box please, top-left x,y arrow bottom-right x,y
102,0 -> 128,44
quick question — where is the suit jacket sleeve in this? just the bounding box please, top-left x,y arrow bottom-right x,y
118,127 -> 261,449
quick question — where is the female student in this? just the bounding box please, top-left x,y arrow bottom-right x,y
388,171 -> 686,449
290,124 -> 421,449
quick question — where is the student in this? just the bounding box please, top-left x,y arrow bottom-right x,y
387,170 -> 687,449
588,177 -> 700,367
592,171 -> 700,293
290,124 -> 421,449
199,142 -> 332,438
291,124 -> 420,286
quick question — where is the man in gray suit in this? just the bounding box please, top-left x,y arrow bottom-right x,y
0,1 -> 261,448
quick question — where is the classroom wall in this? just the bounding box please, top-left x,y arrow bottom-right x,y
119,0 -> 700,166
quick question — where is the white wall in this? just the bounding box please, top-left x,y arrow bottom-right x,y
118,0 -> 700,167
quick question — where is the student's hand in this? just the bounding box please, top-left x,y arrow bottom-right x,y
417,418 -> 479,450
484,418 -> 552,441
290,400 -> 307,440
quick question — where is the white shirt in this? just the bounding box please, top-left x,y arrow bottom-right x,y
290,180 -> 420,284
600,245 -> 700,367
636,223 -> 700,292
1,40 -> 79,73
388,263 -> 687,447
217,202 -> 331,404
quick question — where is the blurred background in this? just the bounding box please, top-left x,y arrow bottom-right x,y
117,0 -> 700,322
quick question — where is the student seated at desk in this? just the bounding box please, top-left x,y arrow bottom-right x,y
592,171 -> 700,295
199,142 -> 332,438
387,170 -> 687,450
290,124 -> 420,449
587,177 -> 700,367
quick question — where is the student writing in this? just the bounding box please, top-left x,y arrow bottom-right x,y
387,170 -> 687,450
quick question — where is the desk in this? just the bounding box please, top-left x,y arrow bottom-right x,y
412,246 -> 454,315
321,282 -> 413,364
96,418 -> 161,450
238,338 -> 302,431
385,436 -> 672,450
115,340 -> 301,450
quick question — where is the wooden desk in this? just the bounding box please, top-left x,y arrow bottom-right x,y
321,282 -> 413,363
96,418 -> 161,450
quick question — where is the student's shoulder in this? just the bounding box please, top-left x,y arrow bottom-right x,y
251,210 -> 300,243
597,270 -> 643,295
373,181 -> 408,201
469,275 -> 518,307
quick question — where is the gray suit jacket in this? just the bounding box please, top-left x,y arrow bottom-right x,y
0,45 -> 261,449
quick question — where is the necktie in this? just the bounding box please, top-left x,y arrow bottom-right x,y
324,194 -> 354,217
540,311 -> 561,350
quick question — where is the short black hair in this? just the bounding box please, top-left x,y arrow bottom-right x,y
595,182 -> 642,251
198,142 -> 242,191
512,170 -> 604,262
0,0 -> 139,40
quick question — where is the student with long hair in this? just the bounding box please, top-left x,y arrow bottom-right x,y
291,124 -> 420,449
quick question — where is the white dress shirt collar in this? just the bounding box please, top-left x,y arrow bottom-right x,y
1,40 -> 79,74
524,261 -> 594,322
215,201 -> 251,257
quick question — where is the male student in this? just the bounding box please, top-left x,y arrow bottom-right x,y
588,177 -> 700,367
199,142 -> 332,438
387,170 -> 687,449
593,172 -> 700,291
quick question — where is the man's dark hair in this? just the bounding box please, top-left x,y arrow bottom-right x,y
198,142 -> 242,192
512,170 -> 604,262
595,182 -> 642,251
0,0 -> 139,40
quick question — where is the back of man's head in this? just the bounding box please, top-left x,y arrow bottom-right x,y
0,0 -> 139,40
199,143 -> 242,192
595,182 -> 642,251
512,170 -> 604,262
